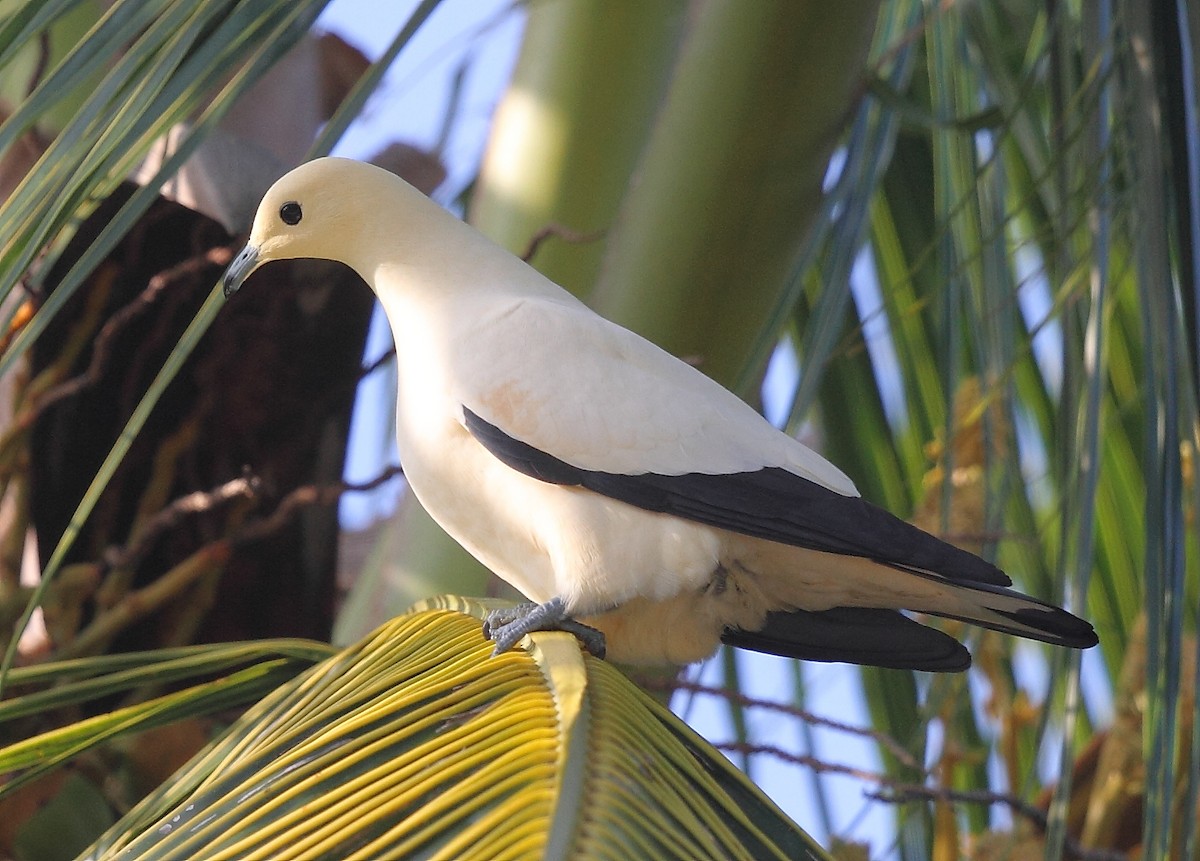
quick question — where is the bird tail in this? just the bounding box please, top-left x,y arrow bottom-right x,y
722,606 -> 974,672
722,577 -> 1097,672
731,541 -> 1097,669
911,574 -> 1098,649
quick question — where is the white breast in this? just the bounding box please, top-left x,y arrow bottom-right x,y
396,401 -> 723,614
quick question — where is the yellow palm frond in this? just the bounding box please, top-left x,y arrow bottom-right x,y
85,598 -> 828,861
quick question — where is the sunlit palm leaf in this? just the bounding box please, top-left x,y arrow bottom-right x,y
0,640 -> 334,799
85,599 -> 827,861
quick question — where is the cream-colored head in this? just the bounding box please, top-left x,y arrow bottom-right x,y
222,157 -> 427,297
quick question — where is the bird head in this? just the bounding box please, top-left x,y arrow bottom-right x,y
222,157 -> 404,298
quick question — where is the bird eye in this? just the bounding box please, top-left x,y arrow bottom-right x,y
279,201 -> 303,225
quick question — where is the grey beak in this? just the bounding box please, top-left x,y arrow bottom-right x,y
222,244 -> 260,298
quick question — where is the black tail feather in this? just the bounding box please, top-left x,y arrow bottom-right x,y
722,607 -> 972,672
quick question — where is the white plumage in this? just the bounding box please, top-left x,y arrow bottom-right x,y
223,158 -> 1097,669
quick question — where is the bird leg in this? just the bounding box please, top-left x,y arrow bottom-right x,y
483,597 -> 607,658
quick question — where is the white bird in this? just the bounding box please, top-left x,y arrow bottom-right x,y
222,158 -> 1097,670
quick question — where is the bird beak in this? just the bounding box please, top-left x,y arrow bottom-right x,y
222,244 -> 260,298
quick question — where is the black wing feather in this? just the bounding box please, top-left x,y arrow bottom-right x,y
463,408 -> 1007,586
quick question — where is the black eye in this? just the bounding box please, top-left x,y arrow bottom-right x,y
279,201 -> 302,225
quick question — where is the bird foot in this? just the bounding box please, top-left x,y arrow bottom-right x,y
483,597 -> 607,659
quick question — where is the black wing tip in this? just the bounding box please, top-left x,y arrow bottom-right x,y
990,606 -> 1099,649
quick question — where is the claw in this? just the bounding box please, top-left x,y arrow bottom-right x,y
484,597 -> 606,658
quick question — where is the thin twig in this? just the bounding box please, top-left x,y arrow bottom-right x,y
58,542 -> 232,660
232,465 -> 403,547
642,677 -> 924,772
104,474 -> 261,572
50,465 -> 404,658
713,740 -> 890,782
520,224 -> 604,263
98,462 -> 403,573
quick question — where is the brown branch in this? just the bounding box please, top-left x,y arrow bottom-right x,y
869,784 -> 1131,861
712,740 -> 890,783
231,465 -> 403,547
520,224 -> 604,263
57,542 -> 232,660
648,679 -> 1131,861
27,245 -> 238,423
53,465 -> 404,657
98,462 -> 402,575
642,677 -> 924,772
711,735 -> 1129,861
103,474 -> 260,572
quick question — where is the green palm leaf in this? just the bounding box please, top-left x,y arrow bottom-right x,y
85,599 -> 827,861
0,640 -> 334,801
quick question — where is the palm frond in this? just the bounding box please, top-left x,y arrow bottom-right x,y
0,640 -> 333,799
85,599 -> 827,861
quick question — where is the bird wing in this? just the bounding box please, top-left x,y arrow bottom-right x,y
454,297 -> 1007,586
463,407 -> 1007,586
452,294 -> 857,491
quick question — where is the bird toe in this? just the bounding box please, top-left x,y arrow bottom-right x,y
483,598 -> 606,658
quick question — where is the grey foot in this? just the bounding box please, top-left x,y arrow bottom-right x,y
483,597 -> 607,658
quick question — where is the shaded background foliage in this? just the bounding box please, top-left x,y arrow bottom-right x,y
0,0 -> 1195,859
